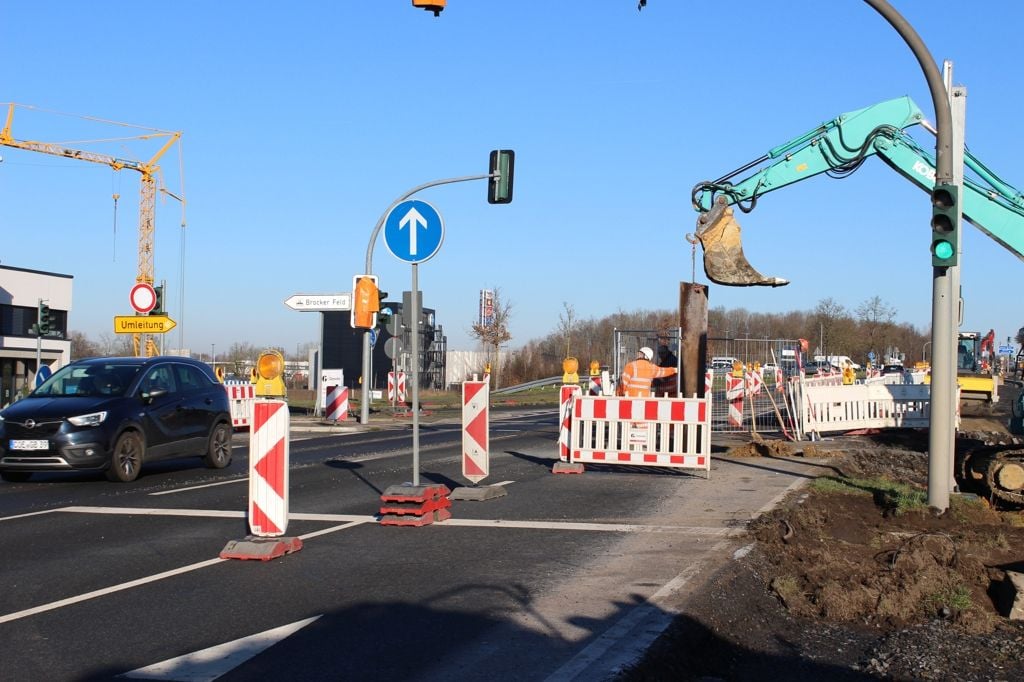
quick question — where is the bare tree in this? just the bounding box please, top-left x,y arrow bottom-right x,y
69,330 -> 103,360
470,287 -> 513,386
557,302 -> 576,358
855,296 -> 897,361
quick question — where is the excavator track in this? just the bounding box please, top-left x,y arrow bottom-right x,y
958,444 -> 1024,505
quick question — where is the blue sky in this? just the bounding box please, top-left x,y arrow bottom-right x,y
3,1 -> 1023,356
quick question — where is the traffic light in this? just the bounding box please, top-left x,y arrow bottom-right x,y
150,285 -> 165,315
38,301 -> 51,335
376,291 -> 391,329
412,0 -> 445,15
352,275 -> 380,329
488,149 -> 515,204
931,183 -> 959,267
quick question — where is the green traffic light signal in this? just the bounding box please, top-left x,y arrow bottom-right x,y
150,285 -> 165,315
38,301 -> 51,335
488,150 -> 515,204
930,183 -> 959,267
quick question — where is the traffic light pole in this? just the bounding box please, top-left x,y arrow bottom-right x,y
359,172 -> 492,426
862,0 -> 955,512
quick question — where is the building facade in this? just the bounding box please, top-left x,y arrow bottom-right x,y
0,264 -> 73,406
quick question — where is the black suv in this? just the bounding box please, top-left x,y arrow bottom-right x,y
0,356 -> 232,482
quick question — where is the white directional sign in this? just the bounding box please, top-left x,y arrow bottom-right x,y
383,199 -> 444,264
284,293 -> 352,311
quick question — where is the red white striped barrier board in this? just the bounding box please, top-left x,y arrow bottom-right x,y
588,376 -> 602,396
326,385 -> 349,421
746,369 -> 763,396
461,378 -> 489,483
567,395 -> 711,473
388,371 -> 407,403
224,381 -> 255,429
726,375 -> 744,427
248,400 -> 290,537
559,385 -> 581,462
705,369 -> 713,397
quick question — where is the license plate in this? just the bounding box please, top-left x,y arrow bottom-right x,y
9,440 -> 48,451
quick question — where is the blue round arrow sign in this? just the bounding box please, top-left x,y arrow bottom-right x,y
383,200 -> 444,264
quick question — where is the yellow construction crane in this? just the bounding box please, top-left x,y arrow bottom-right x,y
0,103 -> 181,355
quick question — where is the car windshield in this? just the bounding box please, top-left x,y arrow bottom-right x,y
33,363 -> 141,398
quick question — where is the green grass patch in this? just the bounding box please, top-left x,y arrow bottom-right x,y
809,475 -> 928,515
926,583 -> 972,612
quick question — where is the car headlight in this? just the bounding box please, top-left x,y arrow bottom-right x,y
69,411 -> 108,427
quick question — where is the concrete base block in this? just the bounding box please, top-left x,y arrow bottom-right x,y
450,485 -> 508,501
552,461 -> 585,474
379,508 -> 451,527
220,536 -> 303,561
1007,571 -> 1024,620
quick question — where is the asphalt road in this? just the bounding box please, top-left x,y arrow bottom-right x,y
0,407 -> 826,681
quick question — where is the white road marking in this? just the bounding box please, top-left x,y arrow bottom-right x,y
149,478 -> 245,496
0,519 -> 367,625
118,615 -> 321,681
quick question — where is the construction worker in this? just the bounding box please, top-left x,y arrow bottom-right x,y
619,347 -> 678,397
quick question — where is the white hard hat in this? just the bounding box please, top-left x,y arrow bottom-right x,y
638,347 -> 654,361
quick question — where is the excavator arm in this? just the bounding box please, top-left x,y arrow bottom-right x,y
691,96 -> 1024,285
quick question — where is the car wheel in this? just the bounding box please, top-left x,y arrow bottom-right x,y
204,422 -> 232,469
106,431 -> 144,482
1,471 -> 32,483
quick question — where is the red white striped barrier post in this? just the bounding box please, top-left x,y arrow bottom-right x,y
553,385 -> 584,474
325,385 -> 349,422
726,375 -> 744,427
451,377 -> 506,501
220,400 -> 302,560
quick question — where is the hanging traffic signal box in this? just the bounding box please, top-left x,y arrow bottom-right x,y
352,275 -> 380,329
488,149 -> 515,204
930,183 -> 959,267
150,285 -> 165,315
38,301 -> 51,335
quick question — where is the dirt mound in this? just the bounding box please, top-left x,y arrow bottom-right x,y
623,383 -> 1024,680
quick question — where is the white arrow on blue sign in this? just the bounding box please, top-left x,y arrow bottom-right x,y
383,200 -> 444,264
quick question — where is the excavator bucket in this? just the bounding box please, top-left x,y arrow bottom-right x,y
694,197 -> 789,287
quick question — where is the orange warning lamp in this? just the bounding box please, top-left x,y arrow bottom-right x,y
589,360 -> 601,376
562,357 -> 579,384
732,360 -> 744,378
352,274 -> 380,329
258,351 -> 283,380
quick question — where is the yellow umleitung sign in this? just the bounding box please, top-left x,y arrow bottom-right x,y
113,315 -> 177,334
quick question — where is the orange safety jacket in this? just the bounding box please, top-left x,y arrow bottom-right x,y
619,359 -> 677,397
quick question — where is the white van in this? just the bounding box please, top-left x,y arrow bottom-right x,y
710,356 -> 739,369
827,355 -> 861,370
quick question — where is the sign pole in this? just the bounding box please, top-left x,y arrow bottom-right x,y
411,262 -> 420,486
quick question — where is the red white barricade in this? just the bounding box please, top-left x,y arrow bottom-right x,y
587,375 -> 602,396
559,385 -> 581,462
705,369 -> 713,397
462,378 -> 489,483
388,371 -> 407,403
326,385 -> 349,421
248,400 -> 290,536
746,368 -> 763,396
726,375 -> 744,427
224,381 -> 255,429
566,394 -> 711,473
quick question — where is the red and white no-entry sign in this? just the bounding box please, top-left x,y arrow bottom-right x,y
129,282 -> 157,314
461,378 -> 489,484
